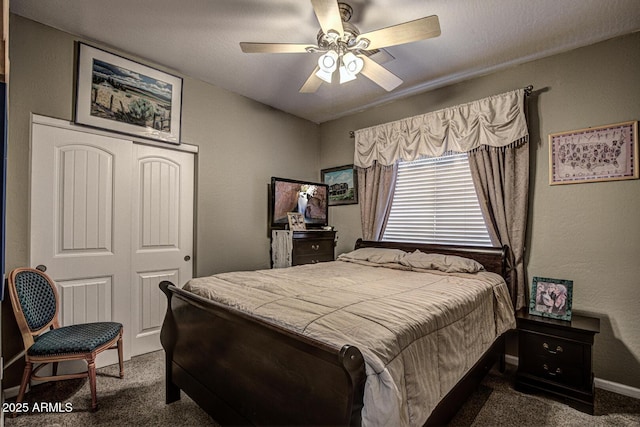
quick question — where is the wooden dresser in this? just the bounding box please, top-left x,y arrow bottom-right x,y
515,309 -> 600,414
271,230 -> 336,267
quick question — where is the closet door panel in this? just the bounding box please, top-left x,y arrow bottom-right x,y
131,144 -> 194,356
57,276 -> 113,326
30,121 -> 133,366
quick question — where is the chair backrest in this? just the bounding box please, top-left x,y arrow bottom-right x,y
8,268 -> 61,349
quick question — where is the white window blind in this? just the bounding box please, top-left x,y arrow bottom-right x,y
382,153 -> 492,246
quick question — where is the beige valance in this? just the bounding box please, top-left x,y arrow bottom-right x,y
354,89 -> 528,168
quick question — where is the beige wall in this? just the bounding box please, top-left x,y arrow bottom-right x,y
319,33 -> 640,388
2,15 -> 320,386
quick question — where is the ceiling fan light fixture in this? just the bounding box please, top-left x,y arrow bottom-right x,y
342,52 -> 364,75
339,65 -> 357,84
324,30 -> 341,44
353,38 -> 370,50
318,50 -> 339,72
315,68 -> 334,83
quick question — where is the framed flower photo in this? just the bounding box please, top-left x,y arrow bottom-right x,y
75,43 -> 183,144
529,277 -> 573,321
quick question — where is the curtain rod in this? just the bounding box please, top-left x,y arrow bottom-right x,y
348,85 -> 534,138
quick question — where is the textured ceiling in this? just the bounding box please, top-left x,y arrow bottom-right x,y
11,0 -> 640,123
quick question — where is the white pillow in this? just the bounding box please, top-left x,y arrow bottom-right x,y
338,247 -> 408,264
399,250 -> 484,273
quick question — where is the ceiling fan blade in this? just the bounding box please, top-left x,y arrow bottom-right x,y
311,0 -> 344,37
240,42 -> 316,54
357,15 -> 440,50
359,55 -> 403,91
300,67 -> 323,93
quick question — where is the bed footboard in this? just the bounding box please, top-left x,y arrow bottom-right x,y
159,281 -> 366,426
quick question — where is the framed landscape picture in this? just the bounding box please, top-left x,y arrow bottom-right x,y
321,164 -> 358,206
75,43 -> 182,144
549,121 -> 638,185
529,277 -> 573,321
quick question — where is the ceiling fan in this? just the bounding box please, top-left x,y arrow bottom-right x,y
239,0 -> 441,93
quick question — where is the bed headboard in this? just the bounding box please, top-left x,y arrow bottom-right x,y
354,239 -> 508,279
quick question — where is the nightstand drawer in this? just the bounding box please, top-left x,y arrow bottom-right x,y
293,239 -> 334,256
524,355 -> 586,388
520,331 -> 584,365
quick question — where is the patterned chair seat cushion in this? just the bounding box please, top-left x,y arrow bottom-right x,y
28,322 -> 122,356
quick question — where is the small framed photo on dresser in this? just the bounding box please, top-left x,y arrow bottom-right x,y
529,277 -> 573,321
287,212 -> 306,231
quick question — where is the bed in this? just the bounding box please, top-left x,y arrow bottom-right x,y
159,239 -> 516,426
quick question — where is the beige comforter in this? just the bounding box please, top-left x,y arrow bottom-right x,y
183,258 -> 515,427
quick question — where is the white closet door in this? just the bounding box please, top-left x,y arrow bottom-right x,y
130,143 -> 193,356
30,122 -> 133,365
30,117 -> 195,365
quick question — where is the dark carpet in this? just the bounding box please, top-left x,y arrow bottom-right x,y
5,351 -> 639,426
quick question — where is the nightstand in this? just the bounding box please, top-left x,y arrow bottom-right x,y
515,309 -> 600,414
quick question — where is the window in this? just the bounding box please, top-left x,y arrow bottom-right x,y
382,153 -> 492,246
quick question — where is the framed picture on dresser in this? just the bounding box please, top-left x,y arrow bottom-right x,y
529,276 -> 573,321
287,212 -> 306,231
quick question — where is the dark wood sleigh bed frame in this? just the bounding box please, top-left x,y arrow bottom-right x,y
159,239 -> 513,426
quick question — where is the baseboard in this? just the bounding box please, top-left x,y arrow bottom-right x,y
594,378 -> 640,400
505,354 -> 518,367
3,384 -> 21,399
505,355 -> 640,400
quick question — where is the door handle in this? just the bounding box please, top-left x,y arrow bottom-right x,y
184,255 -> 191,262
36,265 -> 47,272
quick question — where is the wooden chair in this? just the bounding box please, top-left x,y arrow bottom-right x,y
7,267 -> 124,416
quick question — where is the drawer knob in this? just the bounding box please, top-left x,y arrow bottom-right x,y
543,364 -> 562,376
311,244 -> 320,251
543,342 -> 563,354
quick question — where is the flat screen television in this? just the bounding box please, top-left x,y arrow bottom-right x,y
270,177 -> 329,229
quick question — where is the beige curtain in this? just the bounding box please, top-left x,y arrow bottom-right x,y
357,162 -> 398,241
468,142 -> 529,310
354,89 -> 528,167
353,88 -> 529,308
